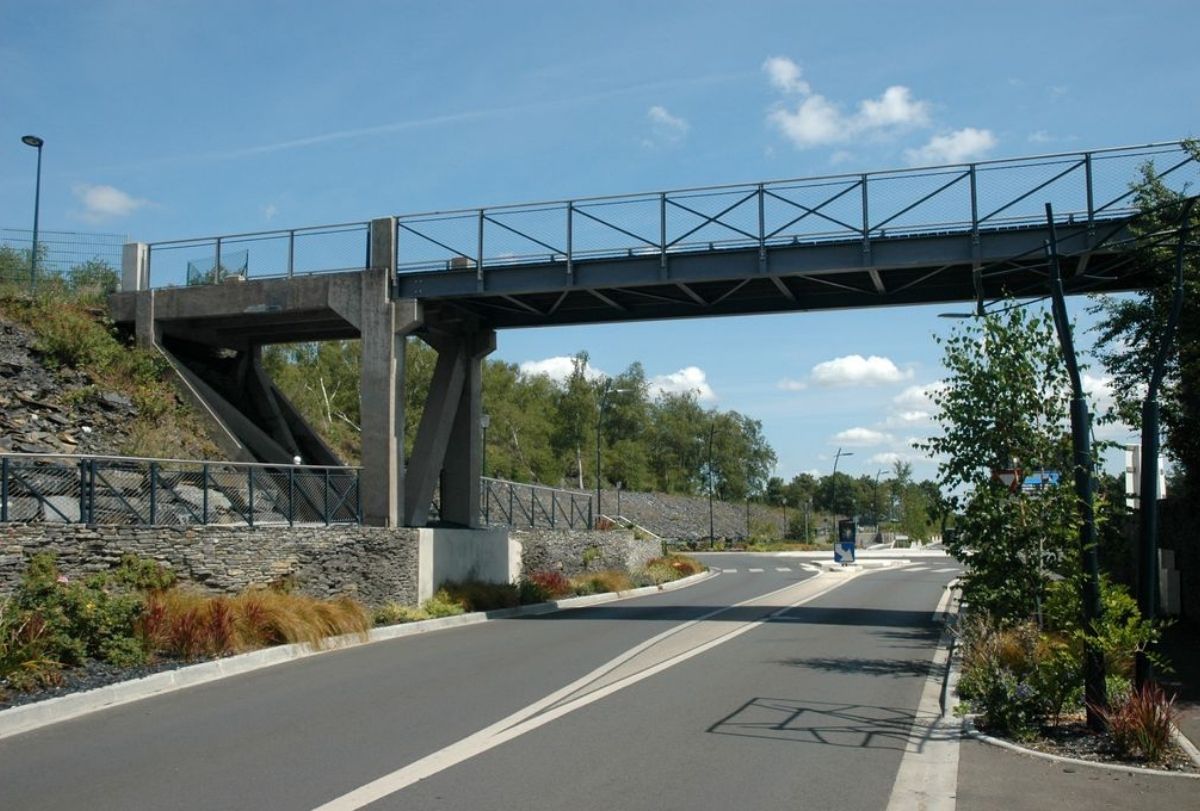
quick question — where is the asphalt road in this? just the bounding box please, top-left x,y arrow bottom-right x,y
0,553 -> 960,810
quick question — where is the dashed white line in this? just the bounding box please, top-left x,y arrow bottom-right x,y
933,567 -> 957,573
722,568 -> 738,573
907,566 -> 930,572
775,567 -> 792,572
748,568 -> 764,573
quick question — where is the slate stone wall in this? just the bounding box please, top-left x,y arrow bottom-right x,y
513,528 -> 661,577
0,523 -> 419,607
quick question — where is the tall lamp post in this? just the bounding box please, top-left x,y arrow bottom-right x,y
22,135 -> 44,295
707,417 -> 717,547
480,413 -> 491,477
831,447 -> 854,521
595,381 -> 629,523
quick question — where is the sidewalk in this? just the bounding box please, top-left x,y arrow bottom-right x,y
1159,617 -> 1200,750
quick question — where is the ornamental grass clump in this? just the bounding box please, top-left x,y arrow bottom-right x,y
140,587 -> 369,660
1095,682 -> 1178,763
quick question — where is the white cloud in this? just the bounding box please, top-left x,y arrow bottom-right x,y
883,410 -> 932,427
777,378 -> 808,391
765,67 -> 932,150
905,127 -> 997,165
856,86 -> 930,130
73,184 -> 149,222
263,203 -> 279,221
810,354 -> 913,387
519,356 -> 605,384
644,105 -> 689,147
833,427 -> 893,447
649,366 -> 716,402
762,56 -> 810,95
870,452 -> 904,466
893,381 -> 946,411
1028,130 -> 1052,144
767,94 -> 846,148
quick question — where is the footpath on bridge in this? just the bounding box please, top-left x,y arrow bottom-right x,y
955,617 -> 1200,809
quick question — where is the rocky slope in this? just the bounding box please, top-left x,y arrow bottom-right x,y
0,316 -> 141,457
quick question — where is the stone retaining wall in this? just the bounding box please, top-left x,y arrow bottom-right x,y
513,528 -> 660,577
0,523 -> 419,607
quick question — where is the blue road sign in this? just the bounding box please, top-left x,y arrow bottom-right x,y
835,519 -> 857,564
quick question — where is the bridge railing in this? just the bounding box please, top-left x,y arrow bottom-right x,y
138,141 -> 1198,287
480,477 -> 593,530
144,221 -> 370,289
392,141 -> 1198,274
0,453 -> 361,527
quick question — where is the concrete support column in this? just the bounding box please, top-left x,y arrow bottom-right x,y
121,242 -> 149,292
134,290 -> 157,349
359,218 -> 423,527
440,330 -> 496,528
404,327 -> 495,527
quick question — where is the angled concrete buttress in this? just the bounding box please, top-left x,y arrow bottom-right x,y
117,219 -> 426,527
404,324 -> 496,528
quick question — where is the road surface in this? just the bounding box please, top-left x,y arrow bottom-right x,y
0,552 -> 961,810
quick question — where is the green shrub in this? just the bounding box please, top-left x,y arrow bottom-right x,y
374,602 -> 431,625
956,616 -> 1081,739
1043,577 -> 1164,677
437,581 -> 520,612
13,553 -> 148,670
422,590 -> 468,618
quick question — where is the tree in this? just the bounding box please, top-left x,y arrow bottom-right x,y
923,305 -> 1079,621
1091,144 -> 1200,505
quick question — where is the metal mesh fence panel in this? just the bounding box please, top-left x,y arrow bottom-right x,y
0,454 -> 361,527
0,228 -> 125,295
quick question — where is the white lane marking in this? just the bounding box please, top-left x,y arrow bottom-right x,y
931,583 -> 955,623
884,626 -> 960,811
775,567 -> 792,572
801,564 -> 821,573
748,568 -> 764,573
723,569 -> 738,573
933,567 -> 957,573
312,575 -> 858,811
907,566 -> 930,572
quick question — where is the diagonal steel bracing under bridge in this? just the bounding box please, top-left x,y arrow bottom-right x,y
109,140 -> 1199,528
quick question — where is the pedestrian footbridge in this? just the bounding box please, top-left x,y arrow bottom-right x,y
108,141 -> 1198,528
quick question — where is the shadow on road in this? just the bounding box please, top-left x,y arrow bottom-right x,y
707,697 -> 952,752
512,604 -> 937,627
775,656 -> 936,679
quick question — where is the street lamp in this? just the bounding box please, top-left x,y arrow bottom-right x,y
22,135 -> 44,295
707,417 -> 717,547
831,447 -> 854,521
595,381 -> 629,523
780,497 -> 788,539
480,413 -> 491,477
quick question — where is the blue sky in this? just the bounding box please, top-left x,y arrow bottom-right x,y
2,1 -> 1197,482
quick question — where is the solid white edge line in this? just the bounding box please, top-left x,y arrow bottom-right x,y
885,621 -> 961,808
312,572 -> 858,811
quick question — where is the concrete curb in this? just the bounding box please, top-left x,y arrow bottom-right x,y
960,719 -> 1200,779
0,569 -> 717,741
